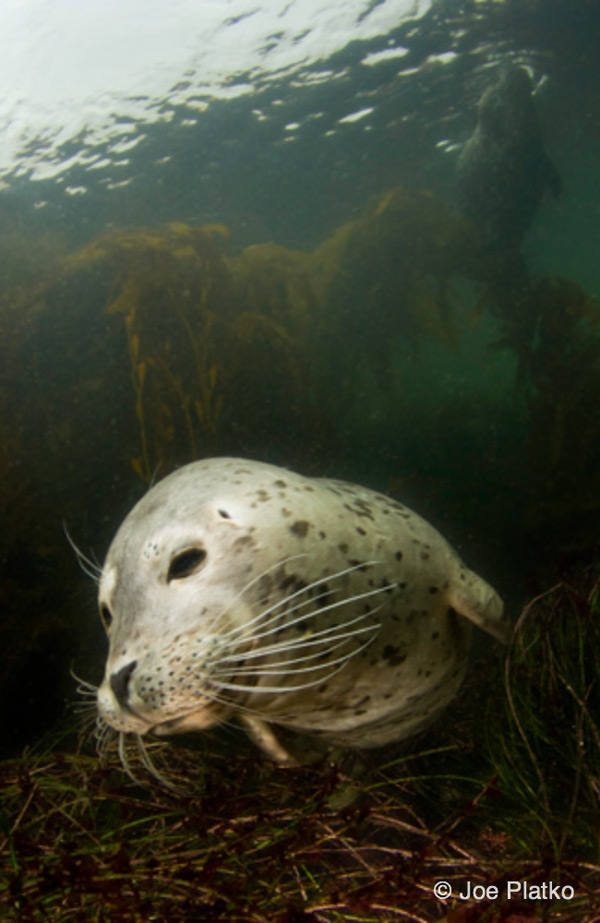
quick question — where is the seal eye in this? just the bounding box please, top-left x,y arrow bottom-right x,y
168,547 -> 207,581
99,604 -> 113,631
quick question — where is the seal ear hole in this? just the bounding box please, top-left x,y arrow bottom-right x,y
218,509 -> 231,519
99,604 -> 113,632
168,547 -> 207,581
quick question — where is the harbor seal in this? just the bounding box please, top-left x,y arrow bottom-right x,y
456,63 -> 561,247
96,458 -> 507,764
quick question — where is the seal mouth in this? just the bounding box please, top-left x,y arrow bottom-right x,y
151,717 -> 189,735
150,706 -> 224,736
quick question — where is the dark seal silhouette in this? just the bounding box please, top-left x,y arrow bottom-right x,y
456,64 -> 561,247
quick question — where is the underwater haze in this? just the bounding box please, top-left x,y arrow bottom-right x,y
3,1 -> 600,919
0,0 -> 599,776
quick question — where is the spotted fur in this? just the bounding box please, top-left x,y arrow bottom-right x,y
96,458 -> 507,763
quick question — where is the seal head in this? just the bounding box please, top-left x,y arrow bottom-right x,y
97,458 -> 507,762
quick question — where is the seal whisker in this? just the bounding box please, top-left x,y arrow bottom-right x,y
152,688 -> 273,727
70,666 -> 101,726
183,553 -> 313,644
217,637 -> 377,678
99,724 -> 176,789
63,523 -> 103,585
204,553 -> 311,636
216,632 -> 366,672
223,560 -> 382,642
72,701 -> 99,720
135,736 -> 180,790
70,664 -> 99,693
95,716 -> 116,756
74,682 -> 99,699
72,705 -> 101,741
212,632 -> 377,695
117,731 -> 148,786
234,583 -> 387,649
218,612 -> 381,667
73,686 -> 99,699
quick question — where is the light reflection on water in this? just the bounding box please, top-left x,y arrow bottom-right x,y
0,0 -> 432,183
0,0 -> 588,262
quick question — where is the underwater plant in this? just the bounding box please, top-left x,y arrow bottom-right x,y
3,568 -> 600,923
55,220 -> 323,479
485,569 -> 600,861
310,187 -> 483,391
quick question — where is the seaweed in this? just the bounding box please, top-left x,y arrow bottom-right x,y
64,222 -> 235,477
3,570 -> 600,921
0,187 -> 525,488
311,188 -> 482,394
53,220 -> 323,478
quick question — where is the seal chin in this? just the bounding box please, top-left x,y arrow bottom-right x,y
99,708 -> 152,736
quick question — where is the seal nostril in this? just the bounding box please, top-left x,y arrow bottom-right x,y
110,660 -> 137,707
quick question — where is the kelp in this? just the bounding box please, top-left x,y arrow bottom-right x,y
0,187 -> 483,485
312,187 -> 481,352
4,190 -> 598,483
230,242 -> 317,338
61,222 -> 236,477
50,220 -> 325,479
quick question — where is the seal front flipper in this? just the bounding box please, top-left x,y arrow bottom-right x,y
449,564 -> 509,643
241,715 -> 297,766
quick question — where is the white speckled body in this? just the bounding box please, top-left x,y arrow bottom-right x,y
96,458 -> 507,761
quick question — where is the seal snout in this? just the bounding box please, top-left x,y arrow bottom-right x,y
110,660 -> 138,709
